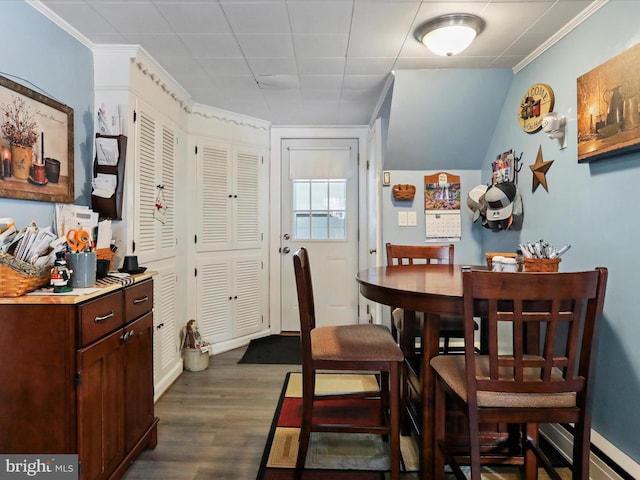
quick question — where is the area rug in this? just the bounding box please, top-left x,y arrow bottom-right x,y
239,335 -> 301,364
257,373 -> 573,480
256,372 -> 420,479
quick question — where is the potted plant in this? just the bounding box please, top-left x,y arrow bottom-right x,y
2,96 -> 39,179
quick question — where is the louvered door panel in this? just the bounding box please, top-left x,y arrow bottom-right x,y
197,142 -> 231,252
197,259 -> 233,343
153,266 -> 178,383
159,125 -> 176,254
136,110 -> 157,257
234,148 -> 260,249
233,256 -> 262,337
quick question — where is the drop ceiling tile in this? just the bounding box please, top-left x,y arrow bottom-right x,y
155,2 -> 232,34
342,75 -> 387,90
90,2 -> 173,35
287,1 -> 353,34
199,58 -> 253,76
300,75 -> 344,90
220,1 -> 291,34
345,58 -> 396,76
180,34 -> 243,57
121,33 -> 192,57
246,57 -> 298,76
236,34 -> 295,58
293,34 -> 349,58
297,57 -> 346,76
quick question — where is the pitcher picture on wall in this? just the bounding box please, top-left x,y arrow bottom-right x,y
0,75 -> 74,203
577,42 -> 640,162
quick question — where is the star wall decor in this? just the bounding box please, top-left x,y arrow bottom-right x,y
529,145 -> 554,193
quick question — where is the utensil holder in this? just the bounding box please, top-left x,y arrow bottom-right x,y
67,251 -> 97,288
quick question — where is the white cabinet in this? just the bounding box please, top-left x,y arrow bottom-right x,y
133,98 -> 178,264
193,136 -> 268,347
195,139 -> 265,252
195,252 -> 265,343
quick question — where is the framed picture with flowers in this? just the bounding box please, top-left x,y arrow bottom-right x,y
0,74 -> 74,203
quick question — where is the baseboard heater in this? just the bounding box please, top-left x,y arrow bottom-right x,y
540,424 -> 637,480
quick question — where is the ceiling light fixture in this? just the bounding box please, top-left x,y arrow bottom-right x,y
414,13 -> 485,57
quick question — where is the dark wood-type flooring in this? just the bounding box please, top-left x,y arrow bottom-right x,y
121,346 -> 294,480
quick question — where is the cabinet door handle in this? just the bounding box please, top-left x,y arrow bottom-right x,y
133,295 -> 149,304
94,311 -> 115,323
121,330 -> 134,342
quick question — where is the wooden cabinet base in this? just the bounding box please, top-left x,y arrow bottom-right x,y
108,417 -> 159,480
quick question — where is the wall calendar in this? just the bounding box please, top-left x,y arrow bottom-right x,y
424,172 -> 461,241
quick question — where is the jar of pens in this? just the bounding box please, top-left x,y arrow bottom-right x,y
518,240 -> 570,272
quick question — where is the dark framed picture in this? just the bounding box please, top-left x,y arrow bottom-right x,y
0,74 -> 74,202
577,42 -> 640,162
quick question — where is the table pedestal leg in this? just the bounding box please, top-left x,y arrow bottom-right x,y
420,312 -> 441,480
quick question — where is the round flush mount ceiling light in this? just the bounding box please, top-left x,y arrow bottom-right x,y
414,13 -> 485,57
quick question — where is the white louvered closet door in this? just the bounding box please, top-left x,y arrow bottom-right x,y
134,102 -> 177,263
233,147 -> 261,250
196,253 -> 263,343
196,140 -> 262,252
152,262 -> 178,393
197,141 -> 232,251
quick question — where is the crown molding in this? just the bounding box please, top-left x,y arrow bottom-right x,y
513,0 -> 609,74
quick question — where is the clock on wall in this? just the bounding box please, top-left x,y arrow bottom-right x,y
518,83 -> 555,133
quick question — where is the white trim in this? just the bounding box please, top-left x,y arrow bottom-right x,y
269,126 -> 368,334
513,0 -> 609,74
541,423 -> 639,480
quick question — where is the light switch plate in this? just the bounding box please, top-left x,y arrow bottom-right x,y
398,211 -> 408,226
407,211 -> 417,226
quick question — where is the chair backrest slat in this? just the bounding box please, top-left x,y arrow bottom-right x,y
464,268 -> 607,399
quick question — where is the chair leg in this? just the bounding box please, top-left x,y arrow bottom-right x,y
523,423 -> 538,480
295,372 -> 316,479
572,417 -> 591,480
467,405 -> 482,480
442,335 -> 450,354
433,377 -> 446,480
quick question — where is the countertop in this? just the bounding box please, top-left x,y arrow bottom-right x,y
0,271 -> 156,305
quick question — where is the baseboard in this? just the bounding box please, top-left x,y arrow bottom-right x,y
540,424 -> 639,480
154,360 -> 183,401
209,329 -> 272,355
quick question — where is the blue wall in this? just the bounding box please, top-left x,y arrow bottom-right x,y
482,1 -> 640,464
381,169 -> 483,266
1,2 -> 94,227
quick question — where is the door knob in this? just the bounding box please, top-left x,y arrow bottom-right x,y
369,248 -> 377,254
281,246 -> 290,254
283,233 -> 290,240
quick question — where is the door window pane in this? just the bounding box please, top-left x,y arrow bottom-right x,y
292,179 -> 346,240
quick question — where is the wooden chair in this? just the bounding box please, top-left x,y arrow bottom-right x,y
431,267 -> 608,480
292,247 -> 404,480
385,243 -> 478,356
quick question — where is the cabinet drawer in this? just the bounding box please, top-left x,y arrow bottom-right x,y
78,291 -> 124,346
124,280 -> 154,323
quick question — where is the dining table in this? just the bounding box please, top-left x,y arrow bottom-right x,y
356,263 -> 478,480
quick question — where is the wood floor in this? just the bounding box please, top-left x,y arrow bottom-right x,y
121,345 -> 569,480
121,345 -> 296,480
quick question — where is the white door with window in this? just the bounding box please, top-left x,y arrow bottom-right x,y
280,138 -> 359,331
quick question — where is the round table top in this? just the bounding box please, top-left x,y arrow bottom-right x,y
356,264 -> 483,315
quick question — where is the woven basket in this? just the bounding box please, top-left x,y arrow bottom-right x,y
0,253 -> 51,297
523,257 -> 561,272
96,248 -> 116,269
392,184 -> 416,201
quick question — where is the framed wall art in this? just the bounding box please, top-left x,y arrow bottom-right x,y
577,42 -> 640,162
0,74 -> 74,203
